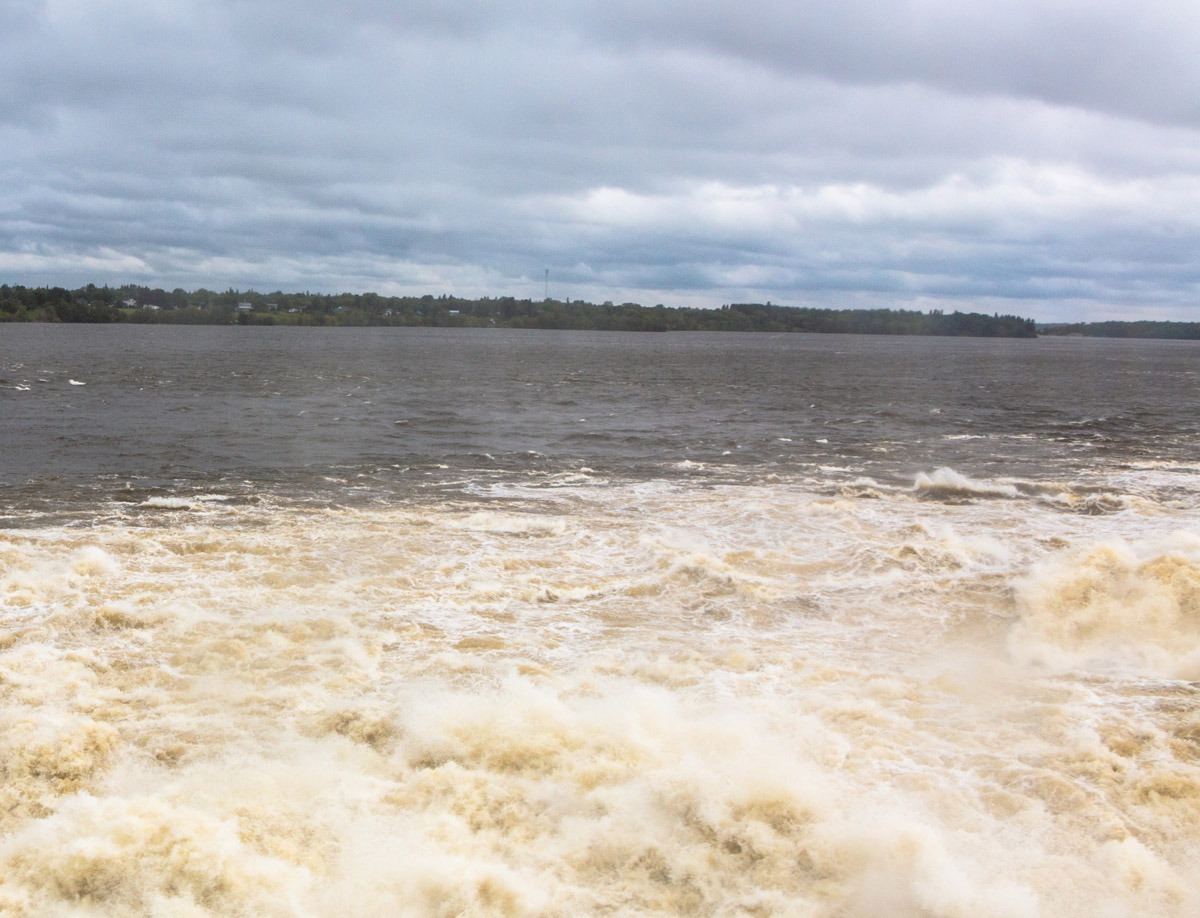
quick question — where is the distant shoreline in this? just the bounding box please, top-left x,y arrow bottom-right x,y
8,282 -> 1198,339
1037,320 -> 1200,340
1,283 -> 1040,337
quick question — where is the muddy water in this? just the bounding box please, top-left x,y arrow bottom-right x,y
1,326 -> 1198,916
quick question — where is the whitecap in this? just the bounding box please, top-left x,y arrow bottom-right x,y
913,467 -> 1020,501
140,496 -> 197,510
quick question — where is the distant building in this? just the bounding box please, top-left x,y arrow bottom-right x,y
122,298 -> 137,308
237,302 -> 253,312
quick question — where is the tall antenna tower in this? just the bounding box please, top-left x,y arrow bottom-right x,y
544,268 -> 549,301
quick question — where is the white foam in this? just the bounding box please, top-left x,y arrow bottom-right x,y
448,511 -> 568,535
2,476 -> 1198,915
140,496 -> 197,510
1009,531 -> 1200,678
914,467 -> 1021,500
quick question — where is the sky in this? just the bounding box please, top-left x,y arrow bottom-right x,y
3,0 -> 1200,321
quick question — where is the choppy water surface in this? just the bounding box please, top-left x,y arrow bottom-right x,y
1,325 -> 1199,917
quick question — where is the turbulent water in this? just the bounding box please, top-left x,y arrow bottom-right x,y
1,324 -> 1199,917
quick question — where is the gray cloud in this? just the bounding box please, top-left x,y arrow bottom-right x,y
2,1 -> 1200,320
584,0 -> 1200,127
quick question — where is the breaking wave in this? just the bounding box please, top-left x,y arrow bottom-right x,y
1010,532 -> 1200,679
914,468 -> 1021,501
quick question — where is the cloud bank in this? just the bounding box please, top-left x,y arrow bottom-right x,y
3,0 -> 1200,320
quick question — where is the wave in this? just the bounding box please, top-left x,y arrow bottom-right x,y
3,476 -> 1199,915
1009,533 -> 1200,678
447,512 -> 568,536
911,468 -> 1150,516
914,468 -> 1021,501
140,496 -> 198,510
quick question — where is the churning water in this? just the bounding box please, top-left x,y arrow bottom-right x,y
1,325 -> 1198,916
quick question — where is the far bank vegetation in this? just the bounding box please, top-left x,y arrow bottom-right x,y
1,283 -> 1040,337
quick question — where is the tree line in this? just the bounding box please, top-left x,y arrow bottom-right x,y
0,283 -> 1038,337
1039,320 -> 1200,340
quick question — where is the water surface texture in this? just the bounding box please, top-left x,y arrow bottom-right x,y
2,326 -> 1199,916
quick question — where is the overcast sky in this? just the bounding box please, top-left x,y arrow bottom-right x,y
3,0 -> 1200,320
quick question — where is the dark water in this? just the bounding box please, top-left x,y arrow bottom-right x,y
2,324 -> 1197,508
